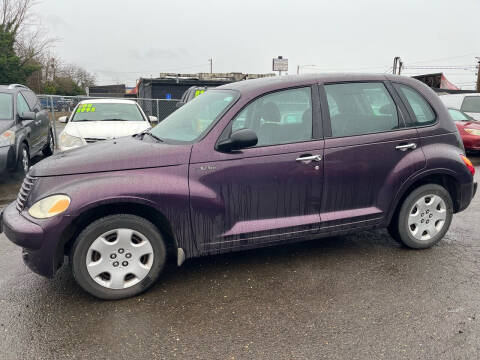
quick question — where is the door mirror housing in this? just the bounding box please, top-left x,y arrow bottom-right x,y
217,129 -> 258,152
20,111 -> 36,120
175,101 -> 185,109
58,116 -> 68,123
148,115 -> 159,125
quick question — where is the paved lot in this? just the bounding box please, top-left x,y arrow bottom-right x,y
0,154 -> 479,360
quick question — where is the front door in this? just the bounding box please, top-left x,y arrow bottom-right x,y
318,81 -> 426,230
189,86 -> 324,253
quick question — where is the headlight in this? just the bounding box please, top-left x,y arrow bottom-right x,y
59,131 -> 84,148
28,195 -> 71,219
0,130 -> 15,146
465,128 -> 480,136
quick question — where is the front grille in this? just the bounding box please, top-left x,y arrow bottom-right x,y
16,174 -> 38,212
84,137 -> 106,144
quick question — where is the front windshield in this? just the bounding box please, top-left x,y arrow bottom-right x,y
71,103 -> 145,122
150,90 -> 237,142
0,93 -> 13,120
448,108 -> 472,121
461,96 -> 480,114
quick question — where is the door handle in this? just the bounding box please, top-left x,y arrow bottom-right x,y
395,143 -> 417,151
296,154 -> 322,163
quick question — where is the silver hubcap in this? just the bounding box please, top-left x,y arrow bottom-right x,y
408,194 -> 447,241
86,228 -> 154,289
22,149 -> 29,173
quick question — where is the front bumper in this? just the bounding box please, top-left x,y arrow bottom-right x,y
1,201 -> 61,277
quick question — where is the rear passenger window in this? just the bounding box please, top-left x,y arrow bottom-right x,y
324,82 -> 399,137
230,87 -> 312,147
395,84 -> 435,125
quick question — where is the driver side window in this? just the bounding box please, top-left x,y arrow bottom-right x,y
17,93 -> 31,116
230,87 -> 313,147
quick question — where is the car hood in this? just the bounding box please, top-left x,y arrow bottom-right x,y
456,121 -> 480,130
30,136 -> 192,177
64,121 -> 151,139
0,120 -> 15,134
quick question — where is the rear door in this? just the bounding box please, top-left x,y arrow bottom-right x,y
189,86 -> 324,253
319,81 -> 426,231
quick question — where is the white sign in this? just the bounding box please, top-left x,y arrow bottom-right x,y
273,57 -> 288,72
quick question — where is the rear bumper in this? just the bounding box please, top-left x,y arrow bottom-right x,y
1,201 -> 58,278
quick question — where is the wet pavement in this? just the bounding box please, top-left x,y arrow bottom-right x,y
0,155 -> 479,360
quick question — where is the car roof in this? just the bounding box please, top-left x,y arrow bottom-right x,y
217,73 -> 422,95
77,98 -> 138,105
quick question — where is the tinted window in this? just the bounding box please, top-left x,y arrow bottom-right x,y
17,93 -> 31,116
448,108 -> 472,121
325,82 -> 399,137
461,96 -> 480,113
0,93 -> 13,120
72,103 -> 145,122
396,84 -> 435,125
230,87 -> 312,147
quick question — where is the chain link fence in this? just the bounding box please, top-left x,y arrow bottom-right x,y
37,95 -> 180,148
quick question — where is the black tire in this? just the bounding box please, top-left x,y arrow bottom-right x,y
42,129 -> 54,157
388,184 -> 453,249
71,214 -> 167,300
15,143 -> 30,175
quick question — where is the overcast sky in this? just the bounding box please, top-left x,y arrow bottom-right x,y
36,0 -> 480,89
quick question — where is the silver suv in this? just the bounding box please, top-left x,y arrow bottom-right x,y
0,84 -> 54,174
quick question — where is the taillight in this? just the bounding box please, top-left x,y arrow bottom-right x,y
461,155 -> 475,176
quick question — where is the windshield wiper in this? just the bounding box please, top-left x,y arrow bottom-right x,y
143,131 -> 164,142
102,118 -> 130,121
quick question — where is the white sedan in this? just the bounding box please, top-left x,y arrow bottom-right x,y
58,99 -> 157,151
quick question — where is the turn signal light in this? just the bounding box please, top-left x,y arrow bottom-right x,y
461,155 -> 475,176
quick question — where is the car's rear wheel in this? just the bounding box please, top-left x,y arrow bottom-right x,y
389,184 -> 453,249
16,143 -> 30,175
71,214 -> 166,300
42,129 -> 54,156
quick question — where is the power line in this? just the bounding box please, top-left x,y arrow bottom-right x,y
407,52 -> 480,65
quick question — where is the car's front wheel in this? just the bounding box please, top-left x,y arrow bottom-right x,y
71,214 -> 167,300
42,129 -> 54,157
389,184 -> 453,249
15,143 -> 30,175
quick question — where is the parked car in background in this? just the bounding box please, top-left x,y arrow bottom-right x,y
448,108 -> 480,152
58,99 -> 157,151
1,74 -> 476,300
440,93 -> 480,120
0,84 -> 54,174
176,86 -> 211,108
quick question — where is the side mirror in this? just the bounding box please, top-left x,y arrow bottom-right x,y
175,101 -> 185,109
217,129 -> 258,152
58,116 -> 68,123
20,111 -> 36,120
148,116 -> 159,125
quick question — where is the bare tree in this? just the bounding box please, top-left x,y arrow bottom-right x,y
1,0 -> 54,65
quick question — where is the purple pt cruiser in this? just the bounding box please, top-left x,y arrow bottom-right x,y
1,74 -> 477,299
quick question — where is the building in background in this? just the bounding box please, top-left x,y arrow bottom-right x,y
137,72 -> 274,100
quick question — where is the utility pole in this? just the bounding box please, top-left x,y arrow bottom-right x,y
209,58 -> 213,74
392,56 -> 401,75
476,57 -> 480,92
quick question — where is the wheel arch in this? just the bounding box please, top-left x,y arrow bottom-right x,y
60,202 -> 179,264
388,170 -> 461,226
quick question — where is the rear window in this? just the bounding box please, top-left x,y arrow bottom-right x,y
325,82 -> 399,137
461,96 -> 480,113
395,84 -> 435,126
0,93 -> 13,120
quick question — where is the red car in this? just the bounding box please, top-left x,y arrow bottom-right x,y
448,108 -> 480,152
